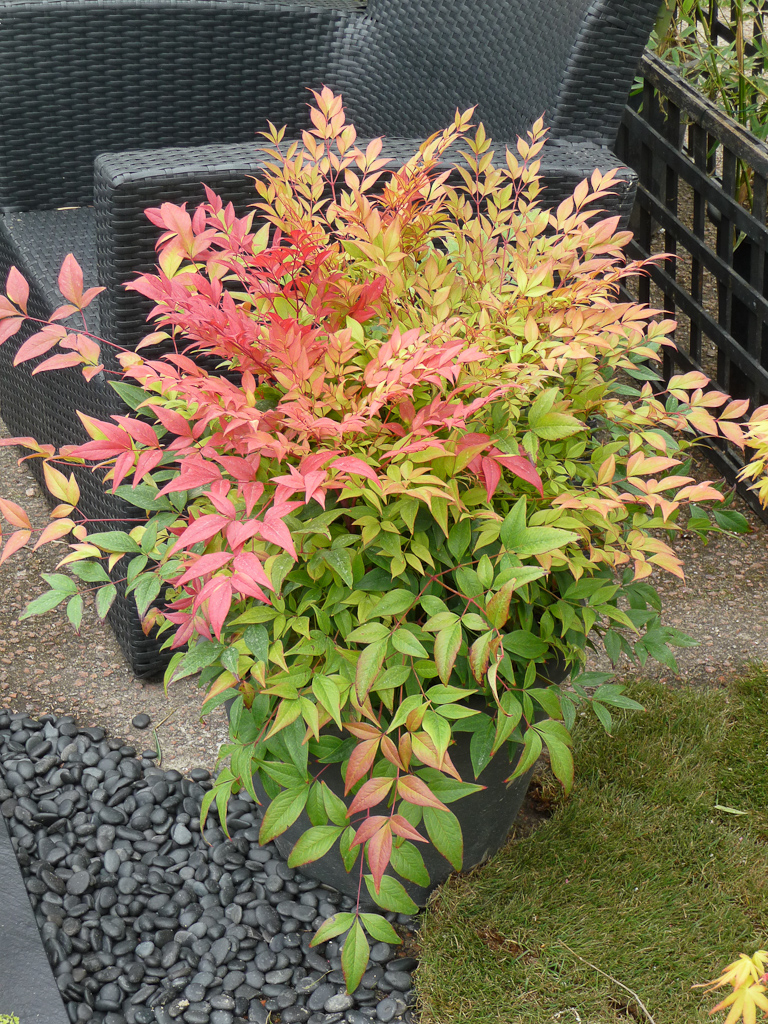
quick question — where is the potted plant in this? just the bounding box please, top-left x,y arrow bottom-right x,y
0,88 -> 758,991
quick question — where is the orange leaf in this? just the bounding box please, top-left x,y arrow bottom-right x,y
0,499 -> 31,529
34,519 -> 74,549
396,775 -> 449,811
347,776 -> 394,818
0,529 -> 31,564
343,737 -> 380,794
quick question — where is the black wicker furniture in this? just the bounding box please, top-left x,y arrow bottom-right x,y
0,0 -> 662,675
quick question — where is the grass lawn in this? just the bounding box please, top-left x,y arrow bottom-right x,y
414,670 -> 768,1024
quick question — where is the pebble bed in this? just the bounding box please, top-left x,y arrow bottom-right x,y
0,709 -> 419,1024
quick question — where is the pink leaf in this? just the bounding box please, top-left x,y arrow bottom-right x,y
13,327 -> 65,365
6,267 -> 29,313
0,317 -> 24,345
31,352 -> 82,374
58,254 -> 84,307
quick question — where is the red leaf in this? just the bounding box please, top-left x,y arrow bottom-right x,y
204,578 -> 233,638
6,267 -> 29,313
58,254 -> 84,307
176,550 -> 234,584
333,457 -> 381,485
132,448 -> 165,485
390,814 -> 428,843
343,737 -> 381,794
492,452 -> 544,495
112,416 -> 160,449
480,456 -> 501,501
396,775 -> 450,811
232,551 -> 272,590
347,777 -> 394,818
366,822 -> 392,893
350,815 -> 388,847
170,514 -> 230,554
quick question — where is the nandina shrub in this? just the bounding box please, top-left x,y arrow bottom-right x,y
0,88 -> 762,989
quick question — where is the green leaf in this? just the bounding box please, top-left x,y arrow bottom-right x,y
258,784 -> 310,844
95,583 -> 117,619
500,497 -> 527,549
591,700 -> 614,733
313,676 -> 344,730
114,483 -> 172,511
392,628 -> 429,658
469,714 -> 495,779
530,686 -> 563,718
287,825 -> 345,867
311,912 -> 355,946
363,874 -> 419,914
369,589 -> 416,619
491,691 -> 523,755
339,825 -> 359,872
320,548 -> 354,587
448,518 -> 471,559
341,919 -> 370,993
515,526 -> 579,558
221,646 -> 240,676
66,594 -> 84,631
167,639 -> 224,684
359,913 -> 402,945
502,630 -> 548,660
507,728 -> 543,782
713,508 -> 750,533
322,782 -> 350,827
462,612 -> 488,631
423,806 -> 463,870
41,572 -> 78,593
354,639 -> 388,701
110,380 -> 155,411
134,574 -> 162,618
68,560 -> 111,583
20,589 -> 69,619
455,567 -> 483,599
420,595 -> 449,617
243,625 -> 270,664
85,531 -> 142,553
434,622 -> 462,684
347,622 -> 391,644
389,840 -> 430,886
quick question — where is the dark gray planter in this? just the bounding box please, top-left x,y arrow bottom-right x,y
241,660 -> 568,909
251,716 -> 540,909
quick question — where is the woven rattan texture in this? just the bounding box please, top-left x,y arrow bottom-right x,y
0,0 -> 359,211
550,0 -> 664,144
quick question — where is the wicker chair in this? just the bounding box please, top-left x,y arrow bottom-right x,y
0,0 -> 661,676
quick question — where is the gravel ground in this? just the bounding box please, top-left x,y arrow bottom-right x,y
0,709 -> 418,1024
